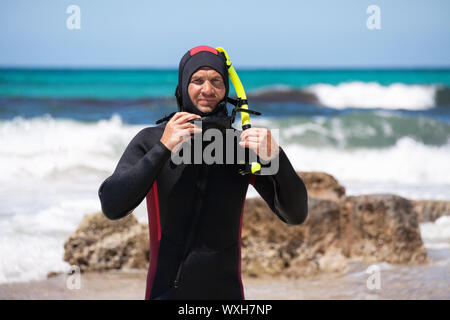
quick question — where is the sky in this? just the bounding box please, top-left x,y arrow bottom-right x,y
0,0 -> 449,68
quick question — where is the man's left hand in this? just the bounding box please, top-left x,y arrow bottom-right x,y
239,128 -> 280,162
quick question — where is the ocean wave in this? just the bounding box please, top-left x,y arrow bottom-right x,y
0,198 -> 99,284
305,82 -> 438,110
253,111 -> 450,149
281,136 -> 450,191
0,114 -> 146,180
248,82 -> 448,110
420,216 -> 450,249
1,113 -> 450,181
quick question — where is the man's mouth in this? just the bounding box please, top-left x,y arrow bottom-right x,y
199,99 -> 215,104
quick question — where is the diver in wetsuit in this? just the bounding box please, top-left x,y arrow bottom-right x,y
98,46 -> 308,300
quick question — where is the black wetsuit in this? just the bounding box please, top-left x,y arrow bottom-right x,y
98,123 -> 308,300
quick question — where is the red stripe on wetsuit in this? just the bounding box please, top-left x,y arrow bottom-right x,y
144,181 -> 161,300
237,175 -> 256,299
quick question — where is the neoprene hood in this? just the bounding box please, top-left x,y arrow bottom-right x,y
175,46 -> 230,117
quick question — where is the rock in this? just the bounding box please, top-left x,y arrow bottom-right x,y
297,171 -> 346,201
241,197 -> 346,278
340,194 -> 428,264
241,193 -> 428,278
411,200 -> 450,223
46,271 -> 61,278
248,89 -> 320,104
63,212 -> 149,272
240,198 -> 300,277
317,247 -> 349,273
63,173 -> 429,279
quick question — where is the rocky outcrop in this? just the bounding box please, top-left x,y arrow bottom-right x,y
338,194 -> 428,264
411,200 -> 450,223
63,172 -> 430,278
248,89 -> 319,105
63,213 -> 149,272
297,171 -> 346,202
240,193 -> 428,278
241,197 -> 347,278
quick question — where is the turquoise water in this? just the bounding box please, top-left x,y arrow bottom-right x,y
1,67 -> 450,148
1,68 -> 450,99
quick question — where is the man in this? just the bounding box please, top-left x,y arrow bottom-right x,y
98,45 -> 308,300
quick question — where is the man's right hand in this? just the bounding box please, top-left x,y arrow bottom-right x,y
160,112 -> 202,152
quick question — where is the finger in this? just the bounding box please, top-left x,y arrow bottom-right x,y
191,127 -> 203,134
174,113 -> 201,124
169,112 -> 187,122
240,130 -> 250,141
242,135 -> 260,143
177,122 -> 196,129
169,112 -> 192,124
175,115 -> 200,126
246,141 -> 260,149
239,140 -> 260,151
180,126 -> 202,137
241,132 -> 260,143
240,128 -> 261,140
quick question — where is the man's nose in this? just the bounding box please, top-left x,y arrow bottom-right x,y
201,81 -> 214,95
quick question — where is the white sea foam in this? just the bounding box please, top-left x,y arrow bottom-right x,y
0,114 -> 148,283
304,82 -> 438,110
420,216 -> 450,249
0,113 -> 143,180
281,137 -> 450,200
0,198 -> 100,284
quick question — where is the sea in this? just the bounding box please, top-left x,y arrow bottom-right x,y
0,68 -> 449,286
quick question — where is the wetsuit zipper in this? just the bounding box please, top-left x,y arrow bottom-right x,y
172,163 -> 211,290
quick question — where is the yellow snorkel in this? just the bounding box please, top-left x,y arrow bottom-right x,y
216,47 -> 262,175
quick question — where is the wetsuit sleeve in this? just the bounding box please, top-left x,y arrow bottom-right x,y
98,128 -> 171,220
252,147 -> 308,225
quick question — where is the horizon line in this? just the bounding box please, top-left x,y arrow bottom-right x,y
1,65 -> 450,71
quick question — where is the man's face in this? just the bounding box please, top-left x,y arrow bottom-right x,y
188,67 -> 226,113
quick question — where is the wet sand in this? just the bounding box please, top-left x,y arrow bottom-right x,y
1,249 -> 449,300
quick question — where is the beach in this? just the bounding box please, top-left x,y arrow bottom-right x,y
1,248 -> 449,300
